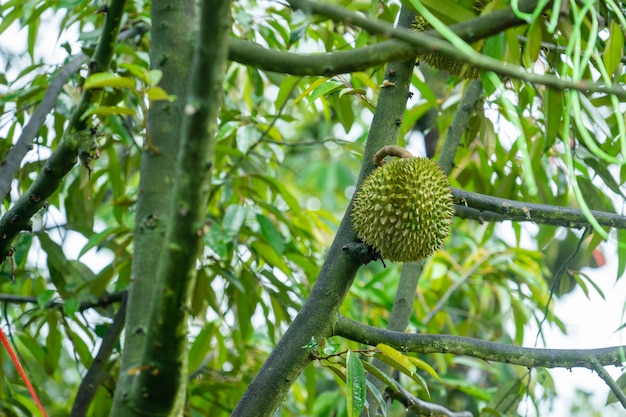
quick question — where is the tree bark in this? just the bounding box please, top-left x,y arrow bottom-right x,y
111,0 -> 198,415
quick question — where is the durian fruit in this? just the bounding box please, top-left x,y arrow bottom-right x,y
413,0 -> 490,79
352,157 -> 454,262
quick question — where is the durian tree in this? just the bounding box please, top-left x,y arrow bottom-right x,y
1,0 -> 626,416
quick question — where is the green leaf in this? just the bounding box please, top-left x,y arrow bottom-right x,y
82,105 -> 136,119
288,24 -> 307,47
365,380 -> 387,416
222,204 -> 248,239
62,298 -> 81,317
583,156 -> 626,199
18,333 -> 46,364
78,227 -> 120,259
190,268 -> 210,317
68,328 -> 93,368
275,76 -> 300,109
485,378 -> 523,413
346,350 -> 366,417
95,324 -> 109,338
37,290 -> 56,308
413,0 -> 477,23
38,233 -> 96,298
603,21 -> 624,76
44,316 -> 62,374
0,6 -> 21,37
523,20 -> 542,66
543,87 -> 562,151
406,356 -> 441,381
333,95 -> 354,133
147,86 -> 172,102
411,371 -> 431,398
250,240 -> 290,275
293,77 -> 327,105
147,69 -> 163,86
618,229 -> 626,281
361,360 -> 401,392
310,80 -> 344,101
376,343 -> 415,376
65,171 -> 95,234
375,343 -> 432,395
188,323 -> 215,372
256,214 -> 285,255
84,73 -> 136,89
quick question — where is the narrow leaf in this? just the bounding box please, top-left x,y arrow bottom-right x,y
84,73 -> 135,89
346,350 -> 366,417
543,88 -> 562,151
603,21 -> 624,76
310,80 -> 344,101
365,380 -> 387,416
82,105 -> 136,119
376,343 -> 415,376
406,356 -> 441,381
147,86 -> 172,102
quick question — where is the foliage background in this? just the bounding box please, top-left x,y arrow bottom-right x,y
0,0 -> 625,416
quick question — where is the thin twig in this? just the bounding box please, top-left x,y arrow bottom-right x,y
421,253 -> 490,326
224,76 -> 304,178
389,383 -> 473,417
70,294 -> 127,416
534,228 -> 590,346
590,357 -> 626,410
438,79 -> 482,175
0,291 -> 125,312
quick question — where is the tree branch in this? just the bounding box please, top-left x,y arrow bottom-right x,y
438,80 -> 482,175
590,357 -> 626,410
229,1 -> 534,76
0,0 -> 128,263
0,54 -> 85,201
70,294 -> 127,417
388,384 -> 473,417
0,291 -> 125,312
285,0 -> 626,98
452,188 -> 626,229
0,24 -> 148,202
335,316 -> 626,369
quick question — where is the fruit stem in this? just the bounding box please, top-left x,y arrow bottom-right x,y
373,145 -> 413,166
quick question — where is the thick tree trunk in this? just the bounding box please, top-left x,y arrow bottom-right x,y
111,0 -> 197,415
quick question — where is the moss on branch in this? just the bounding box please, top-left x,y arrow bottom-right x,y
453,188 -> 626,229
336,316 -> 626,369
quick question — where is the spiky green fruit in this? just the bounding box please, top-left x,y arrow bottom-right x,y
412,0 -> 490,79
352,157 -> 454,262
